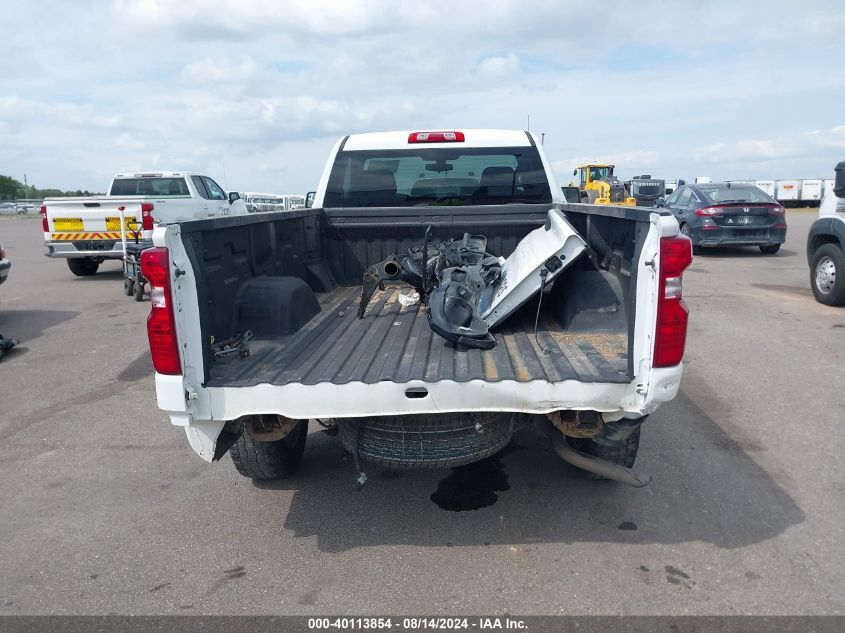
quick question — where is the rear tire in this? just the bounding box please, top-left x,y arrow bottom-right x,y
230,419 -> 308,480
759,244 -> 781,255
67,257 -> 99,276
133,281 -> 145,301
811,244 -> 845,306
123,279 -> 134,296
679,223 -> 701,255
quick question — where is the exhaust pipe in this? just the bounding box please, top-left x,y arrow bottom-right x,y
539,419 -> 652,488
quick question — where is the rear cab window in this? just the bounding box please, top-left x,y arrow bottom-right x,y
110,177 -> 189,196
699,186 -> 775,204
324,146 -> 552,207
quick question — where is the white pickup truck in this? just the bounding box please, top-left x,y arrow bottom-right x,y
142,129 -> 692,488
807,161 -> 845,305
42,172 -> 247,276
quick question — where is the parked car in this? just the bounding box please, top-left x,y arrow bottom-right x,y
42,172 -> 247,277
140,128 -> 692,489
0,236 -> 9,286
656,182 -> 786,254
807,161 -> 845,306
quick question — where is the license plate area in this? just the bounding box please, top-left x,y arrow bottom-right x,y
76,240 -> 117,251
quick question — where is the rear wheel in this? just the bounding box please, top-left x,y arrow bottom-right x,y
133,281 -> 145,301
759,244 -> 781,255
679,223 -> 701,255
811,244 -> 845,306
230,419 -> 308,480
123,279 -> 134,296
67,257 -> 100,276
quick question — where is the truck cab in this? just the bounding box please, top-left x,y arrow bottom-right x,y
807,161 -> 845,305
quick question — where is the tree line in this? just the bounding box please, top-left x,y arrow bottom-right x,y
0,174 -> 102,200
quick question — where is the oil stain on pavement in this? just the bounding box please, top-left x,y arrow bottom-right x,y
430,453 -> 511,512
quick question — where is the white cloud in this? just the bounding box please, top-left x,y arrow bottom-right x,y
115,133 -> 145,150
0,97 -> 122,130
183,56 -> 259,82
693,125 -> 845,165
477,53 -> 520,78
2,0 -> 844,191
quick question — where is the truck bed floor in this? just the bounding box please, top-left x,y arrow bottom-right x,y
207,286 -> 630,387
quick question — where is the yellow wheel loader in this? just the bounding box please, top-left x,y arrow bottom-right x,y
572,164 -> 637,206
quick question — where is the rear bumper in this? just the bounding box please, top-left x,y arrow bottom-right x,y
44,240 -> 126,259
691,226 -> 786,246
154,365 -> 685,461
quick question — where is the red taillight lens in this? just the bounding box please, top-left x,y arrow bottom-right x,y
40,205 -> 49,232
770,205 -> 785,215
408,131 -> 465,143
654,235 -> 693,368
140,247 -> 181,375
141,202 -> 154,231
695,205 -> 725,216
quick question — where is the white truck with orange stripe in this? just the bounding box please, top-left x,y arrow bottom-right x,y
42,172 -> 247,276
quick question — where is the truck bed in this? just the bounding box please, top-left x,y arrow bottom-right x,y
207,285 -> 630,387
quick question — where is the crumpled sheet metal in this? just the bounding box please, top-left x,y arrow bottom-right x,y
357,210 -> 587,350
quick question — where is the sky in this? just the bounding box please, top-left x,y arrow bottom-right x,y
1,0 -> 844,194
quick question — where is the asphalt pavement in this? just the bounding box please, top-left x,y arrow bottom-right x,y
0,212 -> 843,615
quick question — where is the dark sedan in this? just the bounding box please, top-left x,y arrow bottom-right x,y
656,183 -> 786,254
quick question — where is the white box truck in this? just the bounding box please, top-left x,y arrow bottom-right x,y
776,179 -> 801,206
755,180 -> 776,197
800,179 -> 823,206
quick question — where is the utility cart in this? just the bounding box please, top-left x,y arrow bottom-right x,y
119,210 -> 151,301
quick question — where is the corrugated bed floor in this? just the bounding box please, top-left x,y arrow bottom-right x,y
207,286 -> 630,387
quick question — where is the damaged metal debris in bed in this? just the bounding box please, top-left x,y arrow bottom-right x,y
357,209 -> 588,348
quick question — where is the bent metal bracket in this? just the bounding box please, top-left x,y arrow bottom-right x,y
357,209 -> 587,349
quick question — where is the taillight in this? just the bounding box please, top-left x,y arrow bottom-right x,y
695,205 -> 725,216
653,235 -> 693,368
408,131 -> 465,143
140,247 -> 181,375
40,205 -> 49,232
141,202 -> 154,231
770,205 -> 785,215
